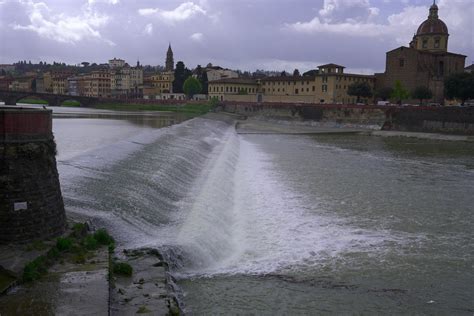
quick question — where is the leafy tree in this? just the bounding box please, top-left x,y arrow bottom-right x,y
412,86 -> 433,105
293,69 -> 300,76
183,77 -> 202,99
444,72 -> 474,105
391,80 -> 410,105
280,71 -> 287,77
375,87 -> 393,101
194,65 -> 208,94
347,82 -> 373,103
81,62 -> 90,67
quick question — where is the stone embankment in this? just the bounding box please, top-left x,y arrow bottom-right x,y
221,102 -> 474,135
0,107 -> 66,243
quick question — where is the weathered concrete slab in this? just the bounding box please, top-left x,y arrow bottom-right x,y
370,130 -> 474,142
110,248 -> 181,316
236,120 -> 366,135
0,247 -> 109,316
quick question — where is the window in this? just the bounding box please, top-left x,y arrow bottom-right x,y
322,76 -> 328,83
322,85 -> 328,92
312,86 -> 315,91
399,59 -> 405,67
435,38 -> 440,48
422,39 -> 428,48
306,88 -> 309,92
295,89 -> 299,94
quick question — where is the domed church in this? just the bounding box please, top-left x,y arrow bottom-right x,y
375,1 -> 466,104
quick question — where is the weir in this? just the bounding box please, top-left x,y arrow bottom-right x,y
0,107 -> 66,243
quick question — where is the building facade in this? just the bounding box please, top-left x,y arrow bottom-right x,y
143,72 -> 174,99
376,2 -> 466,104
109,62 -> 143,98
208,78 -> 260,102
208,64 -> 374,104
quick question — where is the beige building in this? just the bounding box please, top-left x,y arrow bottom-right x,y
206,68 -> 239,82
143,72 -> 174,99
109,58 -> 126,69
208,64 -> 374,104
78,70 -> 111,98
9,76 -> 35,92
110,63 -> 143,98
208,78 -> 260,102
262,64 -> 374,104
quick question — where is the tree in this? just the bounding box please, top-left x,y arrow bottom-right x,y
444,72 -> 474,105
412,86 -> 433,105
375,87 -> 393,101
391,80 -> 410,105
183,77 -> 202,99
347,82 -> 373,103
81,62 -> 90,67
280,71 -> 287,77
173,61 -> 192,93
293,69 -> 300,76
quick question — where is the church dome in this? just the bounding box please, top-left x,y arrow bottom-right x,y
416,4 -> 449,36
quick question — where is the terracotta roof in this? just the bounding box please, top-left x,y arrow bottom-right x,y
209,78 -> 258,85
318,63 -> 345,69
416,18 -> 448,36
261,76 -> 313,82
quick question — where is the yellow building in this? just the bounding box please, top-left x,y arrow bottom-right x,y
52,76 -> 68,95
208,78 -> 260,102
81,70 -> 111,98
143,71 -> 174,99
110,64 -> 143,98
208,64 -> 374,104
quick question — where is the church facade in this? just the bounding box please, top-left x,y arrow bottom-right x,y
375,2 -> 466,104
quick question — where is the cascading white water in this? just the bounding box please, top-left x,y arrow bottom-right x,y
169,131 -> 405,277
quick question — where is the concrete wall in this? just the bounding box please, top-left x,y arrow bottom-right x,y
386,106 -> 474,134
222,101 -> 474,134
0,108 -> 66,243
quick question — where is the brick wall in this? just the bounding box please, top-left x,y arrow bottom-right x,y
0,108 -> 66,243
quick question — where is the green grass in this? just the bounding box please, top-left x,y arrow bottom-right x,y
17,98 -> 80,106
91,102 -> 212,116
22,225 -> 115,283
18,98 -> 47,104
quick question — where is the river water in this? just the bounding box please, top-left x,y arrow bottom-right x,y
32,106 -> 474,314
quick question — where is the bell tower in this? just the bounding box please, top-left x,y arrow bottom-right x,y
165,44 -> 174,72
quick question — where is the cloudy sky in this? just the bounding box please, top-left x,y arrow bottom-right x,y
0,0 -> 472,74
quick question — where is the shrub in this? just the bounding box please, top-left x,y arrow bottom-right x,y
113,262 -> 133,276
84,235 -> 99,250
93,229 -> 114,246
23,256 -> 48,282
56,237 -> 73,252
46,247 -> 60,260
72,223 -> 88,239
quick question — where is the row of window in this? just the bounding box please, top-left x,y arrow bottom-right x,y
210,86 -> 257,93
264,80 -> 312,86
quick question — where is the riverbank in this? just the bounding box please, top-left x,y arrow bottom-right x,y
0,223 -> 181,315
234,116 -> 474,141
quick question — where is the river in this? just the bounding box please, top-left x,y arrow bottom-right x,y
31,106 -> 474,314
